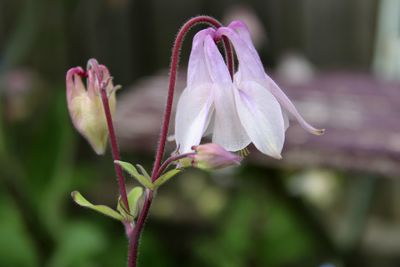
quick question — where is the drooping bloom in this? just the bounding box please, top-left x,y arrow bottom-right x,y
174,21 -> 323,159
66,59 -> 117,155
190,143 -> 242,170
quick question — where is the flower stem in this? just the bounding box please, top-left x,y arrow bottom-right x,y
150,15 -> 234,180
100,87 -> 130,212
88,58 -> 130,212
154,152 -> 196,179
128,16 -> 234,267
127,189 -> 153,267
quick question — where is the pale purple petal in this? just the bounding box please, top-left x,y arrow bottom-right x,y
216,27 -> 265,81
226,21 -> 323,136
228,20 -> 263,68
234,81 -> 285,158
66,67 -> 85,100
203,35 -> 232,83
187,28 -> 216,87
203,34 -> 250,151
264,75 -> 325,135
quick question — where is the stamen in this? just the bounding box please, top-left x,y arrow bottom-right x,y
239,147 -> 250,158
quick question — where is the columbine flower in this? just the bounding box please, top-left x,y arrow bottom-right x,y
66,59 -> 117,155
174,21 -> 323,159
190,143 -> 241,170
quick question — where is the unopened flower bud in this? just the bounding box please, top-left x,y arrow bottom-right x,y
66,59 -> 117,155
190,143 -> 242,170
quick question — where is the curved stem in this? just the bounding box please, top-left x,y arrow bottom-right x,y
154,152 -> 195,180
128,16 -> 234,267
150,15 -> 234,181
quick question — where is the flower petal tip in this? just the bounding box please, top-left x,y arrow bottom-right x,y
266,150 -> 282,160
228,20 -> 248,30
91,143 -> 107,156
313,128 -> 326,136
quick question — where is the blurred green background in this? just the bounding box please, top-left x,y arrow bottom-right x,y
0,0 -> 399,267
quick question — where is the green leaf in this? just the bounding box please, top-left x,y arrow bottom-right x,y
127,187 -> 143,217
115,160 -> 154,190
136,164 -> 151,179
153,169 -> 181,188
71,191 -> 123,221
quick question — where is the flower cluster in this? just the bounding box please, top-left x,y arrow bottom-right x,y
175,20 -> 324,159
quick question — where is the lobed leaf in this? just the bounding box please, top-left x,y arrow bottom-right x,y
153,169 -> 181,188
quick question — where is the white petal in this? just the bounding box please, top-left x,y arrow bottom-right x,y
203,33 -> 250,151
283,110 -> 290,131
263,75 -> 324,135
202,112 -> 215,137
234,80 -> 285,158
212,83 -> 251,151
175,84 -> 214,153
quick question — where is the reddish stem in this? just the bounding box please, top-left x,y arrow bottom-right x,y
127,189 -> 153,267
128,16 -> 235,267
100,86 -> 130,212
154,152 -> 196,179
88,58 -> 130,212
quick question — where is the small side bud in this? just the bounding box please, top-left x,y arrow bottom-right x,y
190,143 -> 242,170
66,59 -> 117,155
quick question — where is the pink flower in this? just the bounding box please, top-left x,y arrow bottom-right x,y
66,59 -> 117,155
190,143 -> 241,170
174,21 -> 323,159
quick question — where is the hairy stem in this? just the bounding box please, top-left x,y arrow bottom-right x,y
100,84 -> 130,212
88,58 -> 130,212
127,189 -> 153,267
155,152 -> 196,179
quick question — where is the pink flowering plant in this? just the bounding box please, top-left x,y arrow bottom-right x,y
66,16 -> 323,267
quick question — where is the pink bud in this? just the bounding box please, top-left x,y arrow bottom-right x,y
190,143 -> 242,170
66,59 -> 117,155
